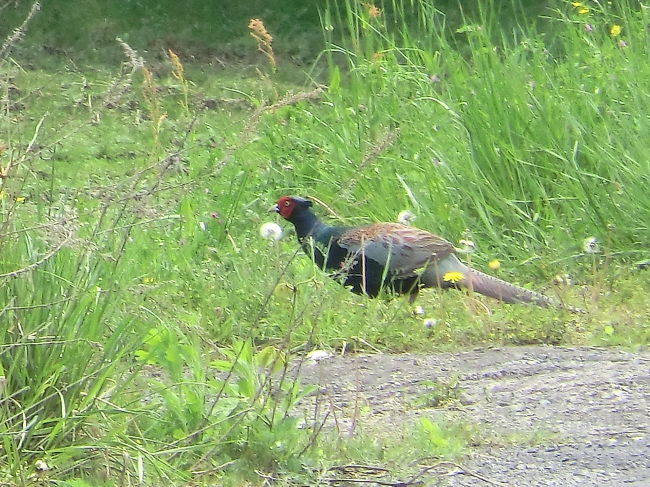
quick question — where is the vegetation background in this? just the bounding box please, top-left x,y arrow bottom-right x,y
0,0 -> 648,485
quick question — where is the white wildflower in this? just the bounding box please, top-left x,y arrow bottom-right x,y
259,222 -> 283,241
198,221 -> 206,231
397,210 -> 415,225
458,239 -> 476,253
306,350 -> 332,363
553,273 -> 573,286
413,305 -> 425,316
583,237 -> 600,254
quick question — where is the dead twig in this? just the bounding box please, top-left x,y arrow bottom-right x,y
321,463 -> 420,487
329,464 -> 391,474
407,460 -> 510,487
0,216 -> 79,239
320,477 -> 421,486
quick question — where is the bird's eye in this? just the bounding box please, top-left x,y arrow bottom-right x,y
284,200 -> 291,207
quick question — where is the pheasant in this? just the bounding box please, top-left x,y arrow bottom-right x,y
272,196 -> 577,311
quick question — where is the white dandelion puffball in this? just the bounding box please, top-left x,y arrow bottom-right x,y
553,273 -> 573,286
397,210 -> 416,225
583,237 -> 600,254
260,222 -> 283,241
306,350 -> 332,363
458,239 -> 476,253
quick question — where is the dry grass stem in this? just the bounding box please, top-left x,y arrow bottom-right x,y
343,127 -> 400,193
0,228 -> 73,279
116,36 -> 144,71
0,1 -> 40,59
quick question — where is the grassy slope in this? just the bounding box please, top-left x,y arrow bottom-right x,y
0,0 -> 649,484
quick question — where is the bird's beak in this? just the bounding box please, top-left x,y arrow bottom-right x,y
269,204 -> 280,213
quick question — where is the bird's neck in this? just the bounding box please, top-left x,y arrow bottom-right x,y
291,210 -> 326,240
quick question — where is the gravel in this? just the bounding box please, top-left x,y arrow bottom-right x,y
297,346 -> 650,486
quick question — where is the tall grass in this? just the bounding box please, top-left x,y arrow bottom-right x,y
308,0 -> 649,266
0,16 -> 318,484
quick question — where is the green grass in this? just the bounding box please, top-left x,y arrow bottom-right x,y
1,0 -> 649,484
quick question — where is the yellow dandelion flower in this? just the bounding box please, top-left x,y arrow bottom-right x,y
15,196 -> 26,203
142,277 -> 155,284
571,1 -> 582,6
578,7 -> 589,14
443,271 -> 465,284
610,24 -> 622,36
488,259 -> 501,271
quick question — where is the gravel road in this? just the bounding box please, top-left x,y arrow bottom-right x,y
298,346 -> 650,486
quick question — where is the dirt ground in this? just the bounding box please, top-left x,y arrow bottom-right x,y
297,346 -> 650,486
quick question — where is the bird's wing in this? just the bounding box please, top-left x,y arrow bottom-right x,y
337,223 -> 456,278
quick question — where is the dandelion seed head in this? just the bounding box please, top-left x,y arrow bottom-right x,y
459,239 -> 476,253
307,350 -> 332,363
397,210 -> 416,225
553,273 -> 573,286
260,222 -> 283,241
583,236 -> 600,254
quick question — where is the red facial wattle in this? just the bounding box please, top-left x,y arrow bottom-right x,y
276,196 -> 295,219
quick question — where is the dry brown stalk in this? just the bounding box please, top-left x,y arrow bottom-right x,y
248,18 -> 276,70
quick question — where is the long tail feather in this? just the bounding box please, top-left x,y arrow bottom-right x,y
466,268 -> 554,307
420,255 -> 583,313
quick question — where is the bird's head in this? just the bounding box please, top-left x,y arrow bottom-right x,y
271,196 -> 313,220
